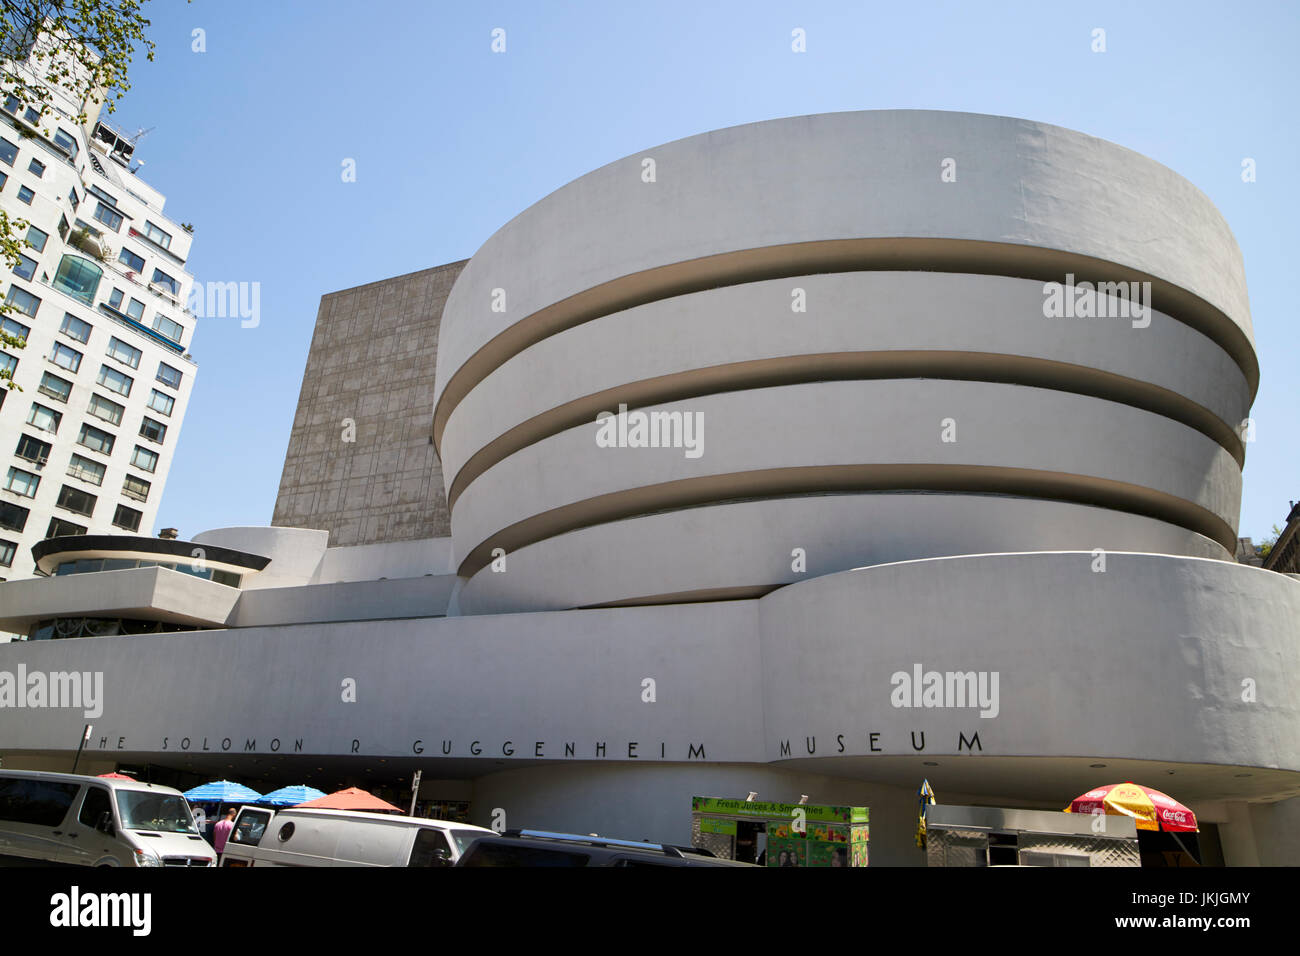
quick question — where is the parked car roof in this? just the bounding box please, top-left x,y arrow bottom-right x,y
456,829 -> 756,866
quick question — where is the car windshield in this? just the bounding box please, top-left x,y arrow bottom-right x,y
115,791 -> 198,833
448,829 -> 488,854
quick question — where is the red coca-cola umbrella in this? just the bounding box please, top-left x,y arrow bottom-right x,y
1065,781 -> 1197,832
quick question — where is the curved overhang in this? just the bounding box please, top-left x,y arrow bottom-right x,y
31,534 -> 272,578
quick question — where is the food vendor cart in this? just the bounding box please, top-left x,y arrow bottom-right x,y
690,796 -> 869,866
924,804 -> 1139,866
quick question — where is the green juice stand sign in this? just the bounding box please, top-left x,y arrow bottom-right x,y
690,796 -> 869,867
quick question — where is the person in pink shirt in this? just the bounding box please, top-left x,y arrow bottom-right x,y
213,808 -> 237,856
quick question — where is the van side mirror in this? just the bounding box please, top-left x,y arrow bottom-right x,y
97,811 -> 114,835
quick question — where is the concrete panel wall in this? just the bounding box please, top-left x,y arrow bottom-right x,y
272,262 -> 464,546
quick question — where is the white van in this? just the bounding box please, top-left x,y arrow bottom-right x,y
0,770 -> 214,867
221,806 -> 492,867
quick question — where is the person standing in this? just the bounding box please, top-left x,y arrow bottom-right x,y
213,808 -> 237,858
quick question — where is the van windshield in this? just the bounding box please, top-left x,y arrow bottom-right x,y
115,792 -> 197,834
448,829 -> 490,854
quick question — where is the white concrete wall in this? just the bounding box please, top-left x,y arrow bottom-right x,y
192,526 -> 328,589
1,552 -> 1296,864
433,110 -> 1257,613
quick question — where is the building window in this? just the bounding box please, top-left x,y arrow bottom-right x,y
117,247 -> 145,272
77,423 -> 115,456
15,433 -> 52,465
46,516 -> 86,538
112,503 -> 142,532
57,214 -> 70,241
0,170 -> 7,189
106,336 -> 141,368
56,484 -> 96,517
38,371 -> 72,403
93,202 -> 123,232
21,106 -> 39,125
107,288 -> 124,310
121,473 -> 150,502
52,255 -> 103,306
156,362 -> 182,389
0,137 -> 16,165
139,416 -> 166,444
142,221 -> 171,249
49,341 -> 82,372
147,389 -> 174,416
130,445 -> 158,473
67,453 -> 105,486
53,128 -> 78,157
4,466 -> 39,497
2,316 -> 30,342
126,298 -> 145,321
1,353 -> 16,380
59,313 -> 92,343
27,158 -> 45,178
11,253 -> 36,280
68,186 -> 79,208
0,538 -> 15,568
88,185 -> 117,206
5,285 -> 40,318
152,314 -> 184,344
150,269 -> 179,297
87,392 -> 124,425
26,224 -> 48,253
96,364 -> 132,396
17,185 -> 33,204
26,402 -> 61,434
0,500 -> 30,533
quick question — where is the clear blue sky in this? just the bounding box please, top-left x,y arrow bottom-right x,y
113,0 -> 1297,543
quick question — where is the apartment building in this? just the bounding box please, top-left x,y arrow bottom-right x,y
0,38 -> 196,580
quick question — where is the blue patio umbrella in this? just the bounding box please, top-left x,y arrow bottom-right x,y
183,780 -> 263,803
259,784 -> 326,807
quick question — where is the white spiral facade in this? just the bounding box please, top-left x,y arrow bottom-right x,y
434,110 -> 1255,614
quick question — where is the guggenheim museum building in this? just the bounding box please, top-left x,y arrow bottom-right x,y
2,110 -> 1297,866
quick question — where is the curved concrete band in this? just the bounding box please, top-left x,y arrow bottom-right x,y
451,380 -> 1242,578
434,110 -> 1255,449
457,495 -> 1229,615
439,271 -> 1251,504
436,110 -> 1257,615
757,552 -> 1300,773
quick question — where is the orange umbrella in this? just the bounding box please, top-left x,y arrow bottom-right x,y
98,772 -> 136,779
292,786 -> 402,813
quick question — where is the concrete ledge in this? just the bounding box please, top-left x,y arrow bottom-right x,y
0,566 -> 240,635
